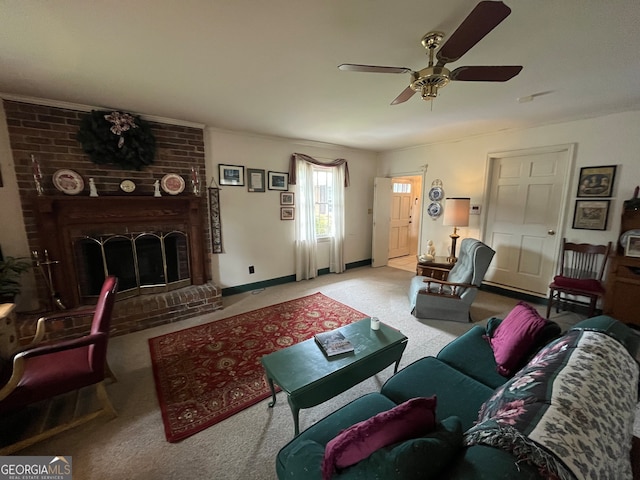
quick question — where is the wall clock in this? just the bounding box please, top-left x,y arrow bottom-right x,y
120,179 -> 136,193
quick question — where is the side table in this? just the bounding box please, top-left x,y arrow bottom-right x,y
416,256 -> 454,279
604,254 -> 640,326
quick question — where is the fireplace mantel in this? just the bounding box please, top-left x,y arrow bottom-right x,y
33,195 -> 207,308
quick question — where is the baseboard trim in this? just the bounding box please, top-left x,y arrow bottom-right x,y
221,275 -> 296,296
221,259 -> 373,296
480,283 -> 596,316
480,283 -> 546,305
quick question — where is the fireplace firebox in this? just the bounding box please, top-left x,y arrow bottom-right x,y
74,230 -> 191,300
33,196 -> 207,309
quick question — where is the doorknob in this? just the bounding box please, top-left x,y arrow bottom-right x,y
548,230 -> 555,235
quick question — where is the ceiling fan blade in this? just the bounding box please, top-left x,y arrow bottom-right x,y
338,64 -> 412,74
450,65 -> 522,81
436,1 -> 512,65
391,86 -> 417,105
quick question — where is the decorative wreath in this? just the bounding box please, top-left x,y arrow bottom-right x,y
77,110 -> 156,170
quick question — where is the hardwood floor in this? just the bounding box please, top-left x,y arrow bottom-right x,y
387,255 -> 416,273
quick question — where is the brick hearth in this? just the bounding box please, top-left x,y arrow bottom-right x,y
16,283 -> 221,343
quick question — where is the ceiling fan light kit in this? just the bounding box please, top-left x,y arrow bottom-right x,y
338,1 -> 523,105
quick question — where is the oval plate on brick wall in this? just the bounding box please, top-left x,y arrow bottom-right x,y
161,173 -> 185,195
53,169 -> 84,195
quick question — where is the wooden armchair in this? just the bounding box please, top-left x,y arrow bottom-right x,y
546,239 -> 611,318
409,239 -> 495,322
0,276 -> 118,454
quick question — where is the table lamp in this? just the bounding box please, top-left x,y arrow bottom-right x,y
443,197 -> 470,263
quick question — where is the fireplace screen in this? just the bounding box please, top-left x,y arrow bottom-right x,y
73,231 -> 191,298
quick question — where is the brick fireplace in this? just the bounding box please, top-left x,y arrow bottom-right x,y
3,99 -> 223,342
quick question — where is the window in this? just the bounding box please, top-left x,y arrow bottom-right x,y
392,182 -> 411,193
293,155 -> 347,279
313,166 -> 333,237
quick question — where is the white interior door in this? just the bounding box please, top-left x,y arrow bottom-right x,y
372,177 -> 392,267
388,181 -> 412,258
483,145 -> 574,295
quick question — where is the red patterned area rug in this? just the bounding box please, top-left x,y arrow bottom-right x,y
148,292 -> 366,442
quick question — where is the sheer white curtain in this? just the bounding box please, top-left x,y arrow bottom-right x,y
329,164 -> 345,273
294,159 -> 317,280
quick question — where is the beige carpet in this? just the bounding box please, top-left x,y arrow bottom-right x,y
14,266 -> 587,479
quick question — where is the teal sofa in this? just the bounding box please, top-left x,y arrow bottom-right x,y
275,315 -> 640,479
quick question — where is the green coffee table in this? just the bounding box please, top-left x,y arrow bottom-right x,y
261,317 -> 408,435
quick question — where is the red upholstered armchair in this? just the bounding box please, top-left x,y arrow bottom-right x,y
546,239 -> 611,318
0,276 -> 119,454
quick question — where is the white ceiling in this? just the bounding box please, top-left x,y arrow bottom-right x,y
1,0 -> 640,151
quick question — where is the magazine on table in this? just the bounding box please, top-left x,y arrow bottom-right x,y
314,329 -> 354,357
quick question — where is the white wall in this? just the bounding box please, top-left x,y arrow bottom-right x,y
205,129 -> 377,289
378,111 -> 640,258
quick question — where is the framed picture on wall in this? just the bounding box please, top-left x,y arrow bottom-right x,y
268,171 -> 288,191
576,165 -> 616,197
247,168 -> 265,192
572,199 -> 610,230
626,235 -> 640,258
218,164 -> 245,186
280,207 -> 294,220
280,192 -> 294,205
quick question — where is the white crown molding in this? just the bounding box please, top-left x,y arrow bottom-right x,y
206,126 -> 373,154
0,92 -> 205,129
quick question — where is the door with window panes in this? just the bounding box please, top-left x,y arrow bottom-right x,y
388,180 -> 412,258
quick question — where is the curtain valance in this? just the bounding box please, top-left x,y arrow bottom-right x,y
289,153 -> 350,187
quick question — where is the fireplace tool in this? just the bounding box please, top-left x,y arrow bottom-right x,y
32,249 -> 66,310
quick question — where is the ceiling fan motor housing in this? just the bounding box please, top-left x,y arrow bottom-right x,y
411,67 -> 451,99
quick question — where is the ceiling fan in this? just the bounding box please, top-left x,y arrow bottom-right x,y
338,1 -> 522,105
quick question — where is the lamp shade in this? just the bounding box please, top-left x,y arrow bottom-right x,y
442,198 -> 470,227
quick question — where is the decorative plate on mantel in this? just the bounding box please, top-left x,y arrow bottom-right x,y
119,179 -> 136,193
161,174 -> 185,195
53,169 -> 84,195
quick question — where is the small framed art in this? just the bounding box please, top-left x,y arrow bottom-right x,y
268,171 -> 288,191
625,235 -> 640,258
577,165 -> 616,197
572,199 -> 610,230
280,192 -> 294,205
280,207 -> 294,220
218,164 -> 245,186
247,168 -> 265,192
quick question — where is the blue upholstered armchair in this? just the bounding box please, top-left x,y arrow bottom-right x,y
409,238 -> 495,322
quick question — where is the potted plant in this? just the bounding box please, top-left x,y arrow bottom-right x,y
0,256 -> 32,303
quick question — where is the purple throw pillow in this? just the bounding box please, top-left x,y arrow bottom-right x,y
487,302 -> 548,377
322,396 -> 437,480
